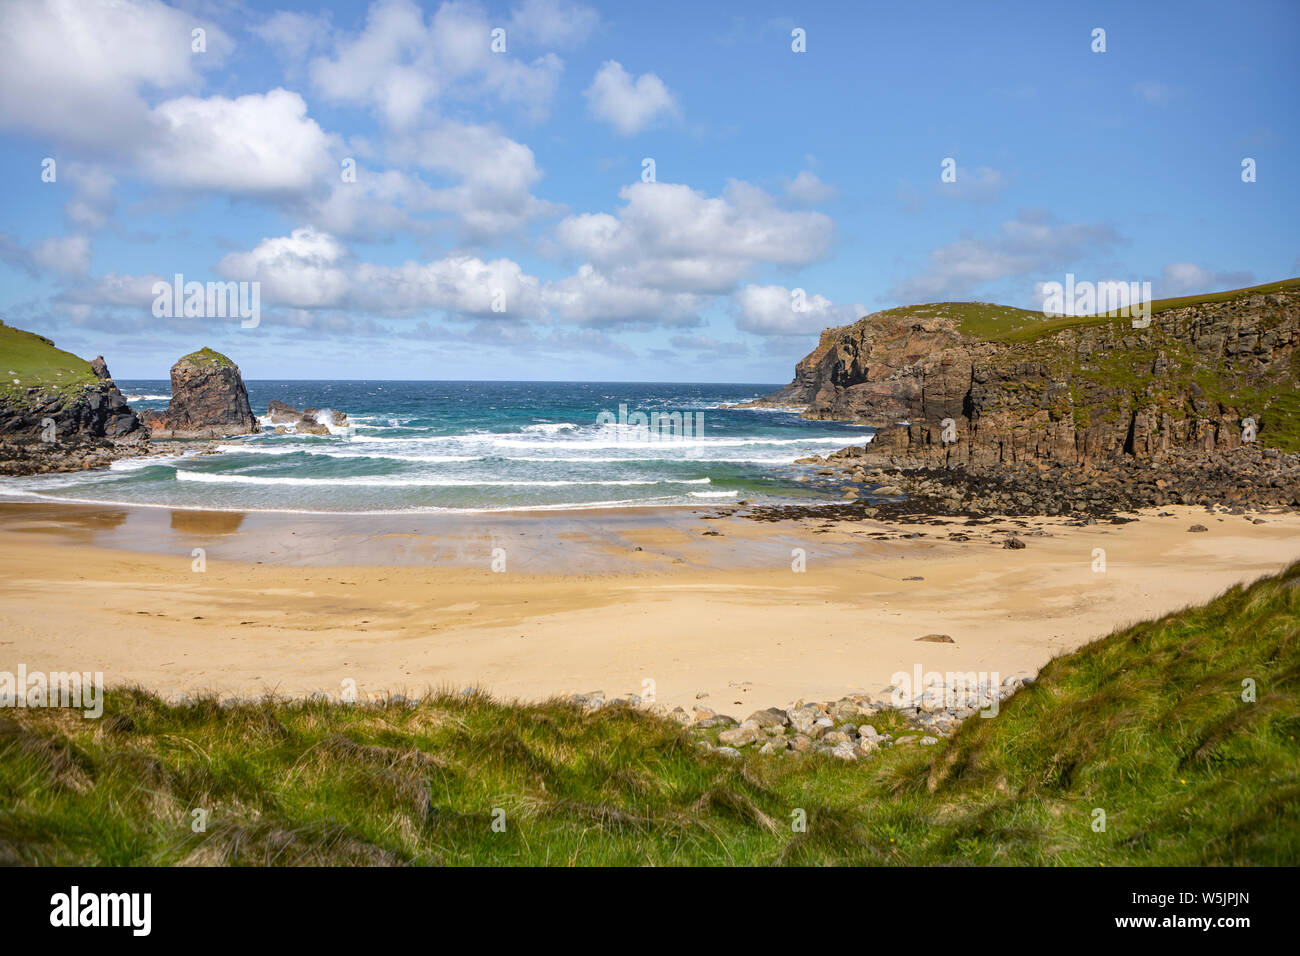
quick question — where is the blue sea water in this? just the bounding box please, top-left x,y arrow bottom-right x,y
1,381 -> 874,513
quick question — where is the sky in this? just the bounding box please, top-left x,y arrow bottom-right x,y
0,0 -> 1297,382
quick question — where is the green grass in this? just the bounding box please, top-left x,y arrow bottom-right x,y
0,321 -> 98,402
4,562 -> 1299,866
854,278 -> 1300,347
178,347 -> 236,370
994,276 -> 1300,345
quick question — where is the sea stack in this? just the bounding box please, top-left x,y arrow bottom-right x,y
143,348 -> 259,439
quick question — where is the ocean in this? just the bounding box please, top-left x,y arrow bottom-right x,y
0,381 -> 874,514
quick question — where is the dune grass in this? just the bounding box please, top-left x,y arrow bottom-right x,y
2,562 -> 1299,866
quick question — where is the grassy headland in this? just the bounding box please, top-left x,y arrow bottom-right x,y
0,321 -> 99,403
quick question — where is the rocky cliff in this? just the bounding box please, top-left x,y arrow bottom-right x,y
763,281 -> 1300,466
142,348 -> 258,439
0,322 -> 149,474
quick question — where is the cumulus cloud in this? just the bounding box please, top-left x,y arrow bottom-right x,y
216,227 -> 541,318
583,60 -> 677,136
0,0 -> 230,148
142,90 -> 337,195
555,180 -> 834,295
388,121 -> 557,238
733,284 -> 865,336
892,210 -> 1122,302
309,0 -> 565,127
541,264 -> 701,329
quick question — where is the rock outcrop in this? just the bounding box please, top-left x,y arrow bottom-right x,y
761,284 -> 1300,466
142,348 -> 258,439
0,322 -> 149,475
264,400 -> 349,436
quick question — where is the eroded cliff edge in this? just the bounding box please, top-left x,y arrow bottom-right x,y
761,283 -> 1300,465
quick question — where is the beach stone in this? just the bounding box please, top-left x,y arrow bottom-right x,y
857,724 -> 879,739
571,691 -> 605,710
668,706 -> 691,725
1002,535 -> 1026,549
829,741 -> 858,760
746,707 -> 789,729
919,736 -> 939,746
855,738 -> 880,756
916,633 -> 955,643
789,734 -> 814,753
1188,524 -> 1208,532
821,731 -> 851,746
717,720 -> 764,747
893,735 -> 918,747
714,746 -> 742,759
759,739 -> 789,755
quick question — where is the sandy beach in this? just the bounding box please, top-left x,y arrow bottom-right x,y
2,500 -> 1297,713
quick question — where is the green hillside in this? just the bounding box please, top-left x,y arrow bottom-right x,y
3,561 -> 1298,866
863,277 -> 1300,346
0,321 -> 98,402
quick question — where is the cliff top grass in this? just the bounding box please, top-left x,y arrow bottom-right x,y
856,278 -> 1300,346
0,321 -> 99,403
177,347 -> 237,370
986,277 -> 1300,345
3,559 -> 1297,866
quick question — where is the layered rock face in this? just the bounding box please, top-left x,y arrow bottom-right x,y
764,289 -> 1300,466
143,348 -> 258,439
0,329 -> 149,475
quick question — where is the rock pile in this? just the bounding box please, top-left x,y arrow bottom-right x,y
566,676 -> 1032,761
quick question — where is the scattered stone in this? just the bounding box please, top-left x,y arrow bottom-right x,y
1002,535 -> 1026,549
1188,524 -> 1208,533
916,633 -> 955,643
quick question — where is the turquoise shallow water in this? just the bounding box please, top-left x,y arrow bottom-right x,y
0,381 -> 874,514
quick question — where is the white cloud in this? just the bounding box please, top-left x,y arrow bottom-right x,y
254,10 -> 334,62
142,89 -> 336,195
733,284 -> 864,336
1158,263 -> 1255,297
785,170 -> 836,203
32,236 -> 92,278
216,227 -> 541,318
309,0 -> 565,127
216,228 -> 351,308
555,180 -> 834,295
509,0 -> 599,46
583,60 -> 677,136
388,121 -> 556,238
542,264 -> 701,328
0,0 -> 230,148
892,210 -> 1122,302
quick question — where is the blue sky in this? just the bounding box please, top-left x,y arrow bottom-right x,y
1,0 -> 1296,381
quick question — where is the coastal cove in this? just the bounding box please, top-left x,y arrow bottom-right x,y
2,498 -> 1297,716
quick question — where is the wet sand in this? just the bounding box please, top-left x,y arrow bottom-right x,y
1,500 -> 1298,713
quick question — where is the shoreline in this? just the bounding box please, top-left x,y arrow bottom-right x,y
3,497 -> 1299,715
